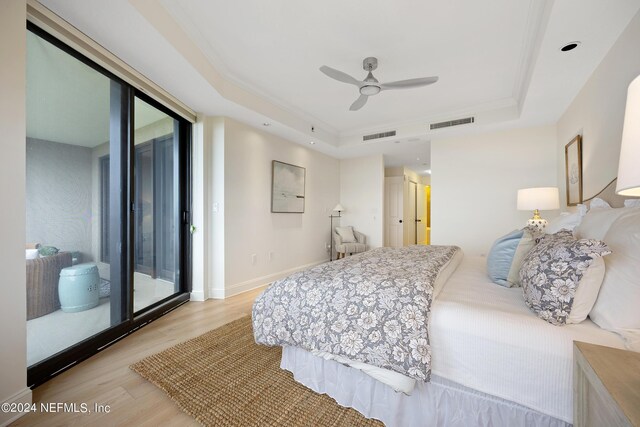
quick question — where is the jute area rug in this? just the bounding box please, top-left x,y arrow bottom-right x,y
130,317 -> 382,426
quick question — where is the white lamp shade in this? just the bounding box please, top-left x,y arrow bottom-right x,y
517,187 -> 560,211
616,75 -> 640,196
333,204 -> 344,212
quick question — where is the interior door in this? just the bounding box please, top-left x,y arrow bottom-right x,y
408,181 -> 417,244
417,183 -> 426,244
385,177 -> 404,247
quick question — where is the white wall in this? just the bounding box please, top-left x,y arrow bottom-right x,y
192,116 -> 227,300
0,0 -> 32,424
431,125 -> 557,256
339,155 -> 385,249
221,118 -> 340,297
557,10 -> 640,205
26,138 -> 93,260
210,117 -> 226,298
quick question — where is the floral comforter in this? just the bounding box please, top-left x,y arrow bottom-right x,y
252,245 -> 460,381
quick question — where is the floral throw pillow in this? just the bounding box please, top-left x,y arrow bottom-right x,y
519,230 -> 611,325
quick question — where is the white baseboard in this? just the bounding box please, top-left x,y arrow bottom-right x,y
222,260 -> 326,299
209,288 -> 225,299
189,290 -> 206,301
1,388 -> 32,427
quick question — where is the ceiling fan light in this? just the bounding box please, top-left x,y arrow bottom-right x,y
360,85 -> 381,96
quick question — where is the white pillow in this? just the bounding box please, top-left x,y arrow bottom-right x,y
589,197 -> 611,209
335,226 -> 356,243
589,208 -> 640,349
624,199 -> 640,208
545,212 -> 583,234
574,207 -> 632,240
26,249 -> 38,260
577,203 -> 588,216
566,257 -> 605,324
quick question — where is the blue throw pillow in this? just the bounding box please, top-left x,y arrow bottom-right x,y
487,229 -> 535,287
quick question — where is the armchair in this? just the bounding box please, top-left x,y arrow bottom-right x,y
333,227 -> 367,259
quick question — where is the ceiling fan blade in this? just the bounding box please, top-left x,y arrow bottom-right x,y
380,76 -> 439,90
320,66 -> 361,86
349,94 -> 368,111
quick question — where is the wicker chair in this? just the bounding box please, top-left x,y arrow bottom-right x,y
26,252 -> 72,320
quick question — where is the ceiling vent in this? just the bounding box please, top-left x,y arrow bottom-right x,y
363,130 -> 396,141
429,117 -> 475,130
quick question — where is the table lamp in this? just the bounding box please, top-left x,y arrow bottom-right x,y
517,187 -> 560,231
616,75 -> 640,196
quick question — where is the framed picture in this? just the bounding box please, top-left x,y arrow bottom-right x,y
271,160 -> 306,213
565,135 -> 583,206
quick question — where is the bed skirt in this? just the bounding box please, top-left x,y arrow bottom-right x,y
281,346 -> 570,427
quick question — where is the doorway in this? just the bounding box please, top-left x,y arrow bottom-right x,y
384,175 -> 429,246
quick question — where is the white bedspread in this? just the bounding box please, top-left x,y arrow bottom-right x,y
430,255 -> 626,423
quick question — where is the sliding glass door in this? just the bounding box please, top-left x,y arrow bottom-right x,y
132,97 -> 181,313
25,27 -> 121,366
26,24 -> 191,387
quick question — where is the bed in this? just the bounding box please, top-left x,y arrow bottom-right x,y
252,180 -> 639,426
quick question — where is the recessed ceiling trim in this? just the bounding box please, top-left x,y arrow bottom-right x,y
158,0 -> 546,138
511,0 -> 554,114
129,0 -> 340,145
40,0 -> 640,167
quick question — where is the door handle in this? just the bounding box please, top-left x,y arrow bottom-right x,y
415,219 -> 422,223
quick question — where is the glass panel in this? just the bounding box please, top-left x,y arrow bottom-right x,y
25,30 -> 125,365
133,97 -> 180,312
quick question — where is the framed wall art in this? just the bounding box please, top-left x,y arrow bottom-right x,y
271,160 -> 305,213
565,135 -> 583,206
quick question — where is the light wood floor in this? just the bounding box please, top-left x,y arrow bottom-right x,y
12,287 -> 264,427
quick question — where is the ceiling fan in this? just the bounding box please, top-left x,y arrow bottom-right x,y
320,57 -> 438,111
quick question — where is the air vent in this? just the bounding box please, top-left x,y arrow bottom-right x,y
363,130 -> 396,141
429,117 -> 475,130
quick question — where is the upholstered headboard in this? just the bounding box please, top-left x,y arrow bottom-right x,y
582,178 -> 640,208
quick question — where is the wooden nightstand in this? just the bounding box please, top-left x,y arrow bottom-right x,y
574,341 -> 640,426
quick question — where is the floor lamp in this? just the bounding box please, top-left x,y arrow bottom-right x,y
329,204 -> 344,261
